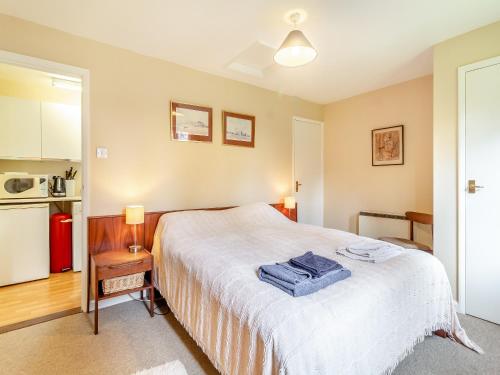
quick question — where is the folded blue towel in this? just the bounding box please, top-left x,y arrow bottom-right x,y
258,261 -> 351,297
290,251 -> 341,277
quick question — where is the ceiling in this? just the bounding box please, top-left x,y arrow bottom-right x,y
1,0 -> 499,104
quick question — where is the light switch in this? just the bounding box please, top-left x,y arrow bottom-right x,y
96,147 -> 108,159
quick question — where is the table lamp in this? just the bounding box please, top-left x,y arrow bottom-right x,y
284,196 -> 296,215
126,205 -> 144,253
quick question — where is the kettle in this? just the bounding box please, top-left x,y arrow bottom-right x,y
52,176 -> 66,197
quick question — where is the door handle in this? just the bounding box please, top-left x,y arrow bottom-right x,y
295,180 -> 302,192
468,179 -> 485,194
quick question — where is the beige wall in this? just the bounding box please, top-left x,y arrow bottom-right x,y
0,14 -> 323,216
324,76 -> 433,233
433,21 -> 500,298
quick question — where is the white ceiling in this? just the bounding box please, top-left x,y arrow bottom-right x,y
1,0 -> 500,104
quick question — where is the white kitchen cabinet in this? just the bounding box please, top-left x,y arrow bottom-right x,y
0,96 -> 41,159
0,203 -> 50,286
41,102 -> 81,160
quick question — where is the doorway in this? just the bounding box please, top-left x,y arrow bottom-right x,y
0,50 -> 89,331
292,116 -> 324,226
458,56 -> 500,324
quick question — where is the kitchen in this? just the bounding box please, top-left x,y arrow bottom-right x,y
0,62 -> 83,330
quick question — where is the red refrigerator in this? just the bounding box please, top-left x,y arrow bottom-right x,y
50,213 -> 73,273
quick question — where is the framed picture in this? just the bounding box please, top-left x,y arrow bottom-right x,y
222,111 -> 255,147
371,125 -> 404,166
171,101 -> 212,142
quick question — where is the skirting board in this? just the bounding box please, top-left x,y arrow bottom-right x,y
87,291 -> 141,311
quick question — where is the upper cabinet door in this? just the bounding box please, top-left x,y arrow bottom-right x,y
0,96 -> 42,159
41,102 -> 81,161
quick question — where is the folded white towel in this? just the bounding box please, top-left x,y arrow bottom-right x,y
337,240 -> 404,263
347,246 -> 400,258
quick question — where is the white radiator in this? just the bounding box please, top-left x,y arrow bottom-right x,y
358,211 -> 432,248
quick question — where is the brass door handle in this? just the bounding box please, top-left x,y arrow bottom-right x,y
295,180 -> 302,192
468,179 -> 485,194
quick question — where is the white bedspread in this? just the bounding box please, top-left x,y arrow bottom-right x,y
152,203 -> 479,375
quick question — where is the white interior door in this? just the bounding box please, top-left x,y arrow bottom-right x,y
293,117 -> 323,226
465,62 -> 500,324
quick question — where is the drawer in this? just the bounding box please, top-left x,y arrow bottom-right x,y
97,257 -> 152,280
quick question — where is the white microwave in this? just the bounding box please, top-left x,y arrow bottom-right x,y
0,173 -> 49,199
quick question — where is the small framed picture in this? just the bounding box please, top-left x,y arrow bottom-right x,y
372,125 -> 404,166
171,101 -> 212,142
222,111 -> 255,148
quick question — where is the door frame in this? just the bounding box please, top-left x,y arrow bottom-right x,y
292,116 -> 324,226
0,50 -> 91,312
457,55 -> 500,313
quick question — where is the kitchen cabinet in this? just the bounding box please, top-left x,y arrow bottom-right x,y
0,203 -> 50,286
0,96 -> 41,159
41,102 -> 81,161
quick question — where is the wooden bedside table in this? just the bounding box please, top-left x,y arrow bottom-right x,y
87,249 -> 154,334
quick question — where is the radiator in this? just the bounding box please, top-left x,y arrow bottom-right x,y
358,211 -> 432,248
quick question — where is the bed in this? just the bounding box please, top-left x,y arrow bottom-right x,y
151,203 -> 479,375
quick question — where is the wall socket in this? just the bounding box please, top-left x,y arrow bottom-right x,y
96,147 -> 108,159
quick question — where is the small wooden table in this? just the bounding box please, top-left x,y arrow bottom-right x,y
88,248 -> 154,334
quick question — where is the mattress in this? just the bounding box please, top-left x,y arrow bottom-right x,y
151,203 -> 478,375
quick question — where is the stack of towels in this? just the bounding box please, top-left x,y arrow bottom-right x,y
336,240 -> 404,263
258,251 -> 351,297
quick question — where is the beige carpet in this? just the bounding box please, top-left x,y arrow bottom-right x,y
0,300 -> 498,374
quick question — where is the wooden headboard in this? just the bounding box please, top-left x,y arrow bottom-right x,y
88,203 -> 297,254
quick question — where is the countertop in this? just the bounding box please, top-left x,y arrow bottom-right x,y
0,196 -> 81,205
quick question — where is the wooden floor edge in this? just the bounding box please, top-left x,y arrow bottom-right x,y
0,307 -> 82,334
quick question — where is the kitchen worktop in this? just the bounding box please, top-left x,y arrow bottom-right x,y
0,196 -> 81,204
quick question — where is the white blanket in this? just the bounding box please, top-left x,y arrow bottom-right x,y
152,203 -> 480,375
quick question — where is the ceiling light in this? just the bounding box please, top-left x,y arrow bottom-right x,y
274,11 -> 317,67
52,77 -> 81,91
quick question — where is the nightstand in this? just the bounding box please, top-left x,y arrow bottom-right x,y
88,249 -> 154,334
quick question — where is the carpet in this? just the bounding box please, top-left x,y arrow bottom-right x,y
134,360 -> 188,375
0,300 -> 498,374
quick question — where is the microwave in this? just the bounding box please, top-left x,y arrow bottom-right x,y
0,173 -> 49,199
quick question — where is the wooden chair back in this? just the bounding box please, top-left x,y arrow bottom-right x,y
405,211 -> 433,241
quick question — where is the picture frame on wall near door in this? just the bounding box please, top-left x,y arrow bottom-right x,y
222,111 -> 255,148
170,101 -> 213,142
371,125 -> 404,166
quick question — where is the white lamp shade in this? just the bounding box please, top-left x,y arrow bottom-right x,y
274,30 -> 317,67
126,205 -> 144,225
284,196 -> 296,209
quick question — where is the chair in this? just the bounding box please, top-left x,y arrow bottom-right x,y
379,211 -> 433,254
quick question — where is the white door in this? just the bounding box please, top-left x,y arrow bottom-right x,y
465,61 -> 500,324
293,117 -> 323,226
41,102 -> 82,160
0,96 -> 41,159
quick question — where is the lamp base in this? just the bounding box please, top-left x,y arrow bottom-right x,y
129,245 -> 143,253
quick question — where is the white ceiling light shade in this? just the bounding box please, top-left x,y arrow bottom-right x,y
274,10 -> 317,68
274,30 -> 317,67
